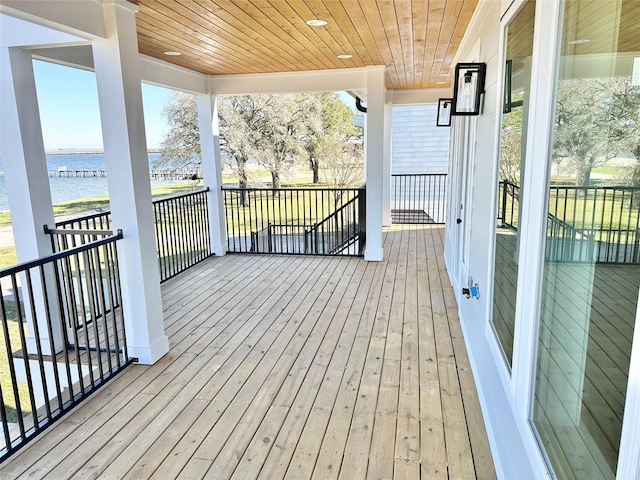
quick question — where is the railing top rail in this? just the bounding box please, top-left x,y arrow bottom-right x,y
391,173 -> 447,177
45,226 -> 114,236
151,187 -> 210,205
548,184 -> 640,191
0,231 -> 123,278
313,194 -> 360,230
547,213 -> 591,240
269,223 -> 316,228
53,188 -> 210,228
55,209 -> 111,226
221,186 -> 363,193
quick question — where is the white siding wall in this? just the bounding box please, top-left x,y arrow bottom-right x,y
391,105 -> 449,174
443,1 -> 550,478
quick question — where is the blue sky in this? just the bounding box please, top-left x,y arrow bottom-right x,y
33,60 -> 356,151
33,60 -> 173,150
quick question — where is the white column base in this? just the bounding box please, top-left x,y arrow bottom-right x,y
128,334 -> 169,365
26,337 -> 56,356
365,247 -> 384,262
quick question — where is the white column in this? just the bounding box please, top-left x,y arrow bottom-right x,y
0,47 -> 55,264
382,91 -> 393,227
196,94 -> 227,256
92,0 -> 168,364
1,46 -> 62,354
364,66 -> 387,261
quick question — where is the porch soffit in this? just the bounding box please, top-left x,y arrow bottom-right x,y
129,0 -> 479,91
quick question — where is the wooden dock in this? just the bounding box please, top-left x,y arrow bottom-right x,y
50,169 -> 201,180
0,169 -> 201,180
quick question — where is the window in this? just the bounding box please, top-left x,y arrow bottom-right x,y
532,1 -> 640,477
491,1 -> 536,367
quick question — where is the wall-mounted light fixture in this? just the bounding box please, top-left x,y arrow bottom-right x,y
436,98 -> 453,127
452,62 -> 487,116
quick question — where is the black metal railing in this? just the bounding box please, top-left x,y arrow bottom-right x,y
305,192 -> 364,254
499,181 -> 640,264
52,189 -> 212,282
391,174 -> 447,224
545,213 -> 595,263
0,233 -> 131,460
55,210 -> 112,232
223,186 -> 365,256
152,189 -> 212,282
497,181 -> 520,229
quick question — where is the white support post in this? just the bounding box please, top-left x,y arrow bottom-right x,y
196,94 -> 227,256
364,66 -> 387,261
92,0 -> 168,364
382,91 -> 393,227
0,45 -> 63,355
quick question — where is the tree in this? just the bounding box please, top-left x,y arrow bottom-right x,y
218,95 -> 269,202
553,78 -> 614,188
252,93 -> 322,189
158,92 -> 200,168
320,135 -> 363,187
608,77 -> 640,161
306,92 -> 359,184
607,77 -> 640,206
499,101 -> 524,185
159,91 -> 361,194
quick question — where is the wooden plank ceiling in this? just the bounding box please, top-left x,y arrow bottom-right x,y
131,0 -> 479,90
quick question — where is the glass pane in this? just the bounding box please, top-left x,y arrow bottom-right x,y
491,1 -> 536,367
532,1 -> 640,478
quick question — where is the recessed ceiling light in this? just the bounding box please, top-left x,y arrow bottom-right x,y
440,73 -> 451,77
306,19 -> 328,27
337,54 -> 352,59
568,39 -> 590,45
436,81 -> 447,85
164,51 -> 182,56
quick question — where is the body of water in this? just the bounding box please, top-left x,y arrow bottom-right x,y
0,153 -> 186,212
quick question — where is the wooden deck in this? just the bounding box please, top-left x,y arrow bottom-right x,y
0,225 -> 495,479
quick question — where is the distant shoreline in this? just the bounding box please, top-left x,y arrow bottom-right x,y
45,149 -> 161,155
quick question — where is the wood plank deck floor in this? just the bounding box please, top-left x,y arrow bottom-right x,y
0,225 -> 495,480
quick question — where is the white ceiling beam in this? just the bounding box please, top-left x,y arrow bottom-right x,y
0,0 -> 106,40
208,66 -> 382,95
392,88 -> 452,105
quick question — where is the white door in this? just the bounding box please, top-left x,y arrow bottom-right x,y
449,115 -> 474,292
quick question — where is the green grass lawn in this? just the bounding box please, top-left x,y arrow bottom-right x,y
501,183 -> 639,243
0,182 -> 204,229
0,318 -> 31,424
223,188 -> 360,234
591,165 -> 632,176
0,247 -> 17,269
0,182 -> 209,269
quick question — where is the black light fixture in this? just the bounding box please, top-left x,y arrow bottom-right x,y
452,62 -> 487,116
436,98 -> 453,127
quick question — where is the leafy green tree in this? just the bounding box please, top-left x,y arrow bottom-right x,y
306,92 -> 360,184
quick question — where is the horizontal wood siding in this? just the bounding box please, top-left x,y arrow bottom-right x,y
392,105 -> 450,175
